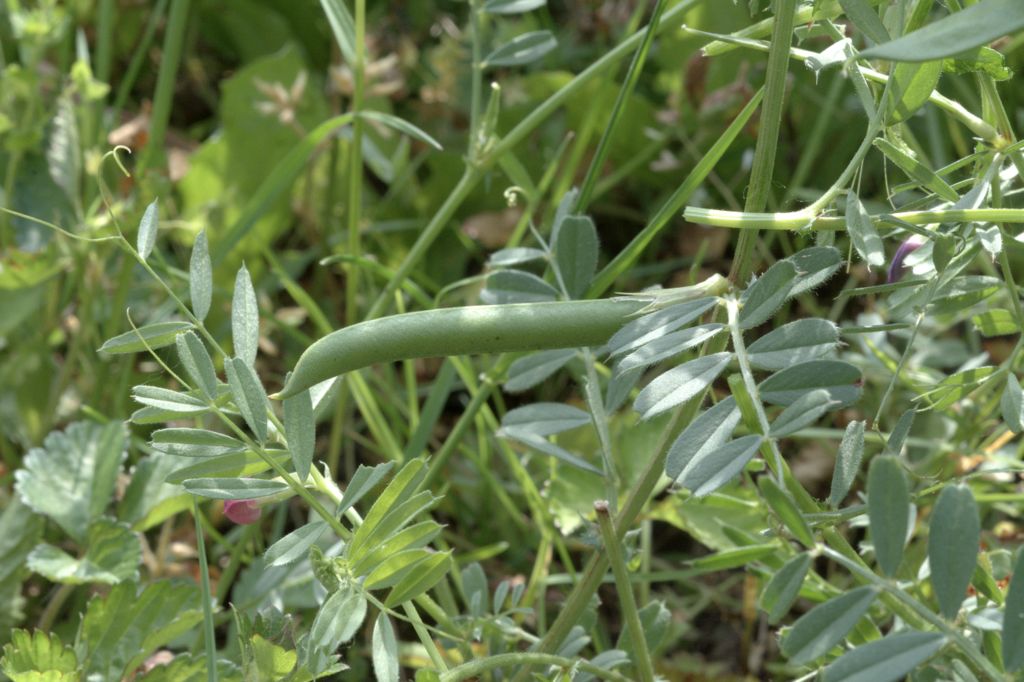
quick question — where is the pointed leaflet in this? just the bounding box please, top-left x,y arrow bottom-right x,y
137,200 -> 159,262
745,318 -> 839,371
606,297 -> 717,358
845,193 -> 884,268
738,260 -> 798,329
190,230 -> 212,321
821,631 -> 946,682
349,459 -> 427,558
182,478 -> 288,500
928,485 -> 980,619
666,397 -> 740,480
232,264 -> 259,366
838,0 -> 890,44
484,0 -> 546,13
284,388 -> 315,481
829,420 -> 865,507
1003,549 -> 1024,672
781,586 -> 879,664
884,409 -> 915,456
484,30 -> 557,68
165,449 -> 291,485
308,585 -> 367,654
787,246 -> 842,296
680,435 -> 761,498
384,550 -> 452,607
769,389 -> 837,438
758,477 -> 814,548
760,553 -> 811,624
1002,374 -> 1024,433
226,356 -> 269,443
358,111 -> 442,151
500,403 -> 591,436
634,352 -> 732,420
372,613 -> 399,682
15,421 -> 126,544
265,520 -> 328,567
885,60 -> 943,124
868,456 -> 910,576
337,462 -> 395,519
175,331 -> 218,400
505,349 -> 576,393
554,215 -> 598,299
617,324 -> 725,373
150,428 -> 246,458
99,321 -> 193,355
759,360 -> 862,407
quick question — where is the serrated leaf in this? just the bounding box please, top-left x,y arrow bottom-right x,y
480,269 -> 559,304
98,321 -> 193,355
821,631 -> 946,682
183,477 -> 288,500
384,550 -> 452,607
500,403 -> 591,436
666,397 -> 740,480
28,518 -> 140,585
758,477 -> 815,548
1001,374 -> 1024,433
308,585 -> 367,653
337,461 -> 395,519
770,389 -> 837,438
781,586 -> 878,664
739,261 -> 798,329
858,0 -> 1024,62
137,200 -> 159,261
1,630 -> 78,682
634,352 -> 732,420
505,349 -> 575,392
829,420 -> 865,507
284,389 -> 315,481
14,421 -> 126,544
226,356 -> 269,443
607,297 -> 717,358
483,0 -> 546,13
617,323 -> 725,373
929,484 -> 980,619
788,246 -> 842,296
679,434 -> 761,498
175,331 -> 218,399
759,360 -> 862,407
1003,550 -> 1024,671
484,30 -> 557,68
232,264 -> 259,366
78,580 -> 204,680
150,428 -> 246,458
972,309 -> 1019,337
190,230 -> 213,321
554,215 -> 598,299
868,456 -> 910,576
746,318 -> 840,371
265,520 -> 328,568
372,613 -> 399,682
761,553 -> 812,624
846,193 -> 885,268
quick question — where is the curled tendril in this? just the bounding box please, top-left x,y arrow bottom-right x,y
503,186 -> 528,207
102,145 -> 133,178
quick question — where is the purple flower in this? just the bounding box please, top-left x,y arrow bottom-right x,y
887,235 -> 926,283
224,499 -> 262,525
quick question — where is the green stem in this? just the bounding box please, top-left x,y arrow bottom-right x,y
441,653 -> 633,682
140,0 -> 190,175
345,0 -> 366,326
192,499 -> 219,682
684,207 -> 1024,231
594,501 -> 655,682
402,601 -> 449,672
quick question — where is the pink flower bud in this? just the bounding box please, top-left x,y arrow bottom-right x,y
223,499 -> 262,525
887,235 -> 926,283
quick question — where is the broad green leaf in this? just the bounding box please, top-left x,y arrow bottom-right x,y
929,485 -> 979,619
505,349 -> 576,393
308,585 -> 367,654
358,110 -> 442,150
337,461 -> 395,519
14,421 -> 126,544
679,435 -> 761,498
829,420 -> 865,507
372,613 -> 399,682
858,0 -> 1024,62
503,429 -> 603,475
739,260 -> 798,329
788,246 -> 842,296
349,459 -> 427,557
132,385 -> 208,413
972,309 -> 1019,337
480,270 -> 559,304
189,230 -> 213,321
500,403 -> 591,436
606,297 -> 717,358
634,352 -> 732,420
868,456 -> 910,576
760,553 -> 812,624
839,0 -> 890,44
232,264 -> 259,366
617,323 -> 725,373
384,550 -> 452,607
28,518 -> 140,585
846,193 -> 885,268
1,630 -> 78,682
821,631 -> 946,682
884,60 -> 942,124
1002,374 -> 1024,433
884,409 -> 915,455
759,360 -> 862,407
770,389 -> 837,438
488,247 -> 547,268
150,428 -> 246,458
137,199 -> 159,261
226,356 -> 269,443
98,321 -> 192,355
182,477 -> 288,500
666,399 -> 740,484
746,318 -> 839,371
554,215 -> 598,299
78,580 -> 204,680
265,520 -> 327,567
165,449 -> 291,484
781,586 -> 878,664
484,0 -> 546,14
1003,549 -> 1024,671
484,30 -> 557,68
175,331 -> 218,399
758,477 -> 814,548
929,366 -> 996,410
874,139 -> 958,201
284,388 -> 315,481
